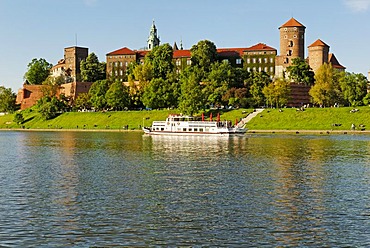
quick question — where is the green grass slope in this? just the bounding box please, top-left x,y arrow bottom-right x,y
0,108 -> 252,131
247,107 -> 370,131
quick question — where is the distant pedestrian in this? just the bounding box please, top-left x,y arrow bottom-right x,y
351,123 -> 355,130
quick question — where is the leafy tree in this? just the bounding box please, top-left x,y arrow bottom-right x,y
178,67 -> 204,115
363,92 -> 370,106
263,78 -> 291,108
145,43 -> 174,79
80,53 -> 106,82
222,87 -> 248,107
203,61 -> 232,107
190,40 -> 217,73
0,86 -> 16,113
74,93 -> 91,110
339,72 -> 368,106
24,58 -> 52,85
142,78 -> 179,109
43,75 -> 66,86
37,96 -> 66,120
13,112 -> 24,124
88,79 -> 109,110
245,71 -> 272,107
127,63 -> 154,108
309,63 -> 342,107
286,58 -> 315,85
105,81 -> 130,110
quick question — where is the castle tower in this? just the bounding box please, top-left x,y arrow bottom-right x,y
308,39 -> 330,73
147,20 -> 160,50
275,18 -> 306,77
64,46 -> 88,82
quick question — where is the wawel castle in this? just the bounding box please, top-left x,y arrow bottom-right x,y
17,18 -> 345,110
106,18 -> 345,82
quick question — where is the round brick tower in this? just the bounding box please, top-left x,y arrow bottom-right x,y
279,18 -> 306,66
308,39 -> 330,73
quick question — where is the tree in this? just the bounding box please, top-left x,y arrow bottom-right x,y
127,62 -> 154,108
190,40 -> 217,73
145,43 -> 174,79
203,61 -> 232,107
245,71 -> 272,107
286,58 -> 315,85
13,112 -> 24,125
74,93 -> 91,110
88,80 -> 109,110
178,67 -> 204,115
309,63 -> 342,107
0,86 -> 16,113
142,78 -> 179,109
24,58 -> 52,85
262,78 -> 291,108
80,53 -> 106,82
105,81 -> 130,110
339,72 -> 368,106
37,96 -> 66,120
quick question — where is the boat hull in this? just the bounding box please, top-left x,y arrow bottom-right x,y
143,127 -> 247,136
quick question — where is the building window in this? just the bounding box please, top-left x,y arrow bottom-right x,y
120,62 -> 123,67
247,67 -> 251,72
176,59 -> 181,66
114,62 -> 118,67
187,59 -> 192,65
247,58 -> 251,64
120,70 -> 123,76
236,58 -> 242,64
259,67 -> 262,72
270,58 -> 274,63
270,67 -> 274,73
253,58 -> 256,63
284,35 -> 287,39
125,61 -> 128,67
258,58 -> 262,63
264,58 -> 268,63
293,35 -> 297,39
264,67 -> 268,72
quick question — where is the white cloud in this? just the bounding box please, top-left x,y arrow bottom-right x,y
344,0 -> 370,12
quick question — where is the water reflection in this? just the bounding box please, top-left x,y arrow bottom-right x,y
0,131 -> 369,246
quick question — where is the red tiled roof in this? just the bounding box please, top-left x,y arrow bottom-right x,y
217,48 -> 246,57
106,47 -> 136,56
245,43 -> 276,51
329,53 -> 346,69
173,49 -> 191,58
308,39 -> 329,48
280,18 -> 305,28
136,50 -> 149,58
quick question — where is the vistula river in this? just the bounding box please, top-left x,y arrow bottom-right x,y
0,131 -> 369,247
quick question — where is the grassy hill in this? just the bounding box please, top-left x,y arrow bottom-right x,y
1,106 -> 369,132
247,107 -> 370,131
0,108 -> 253,131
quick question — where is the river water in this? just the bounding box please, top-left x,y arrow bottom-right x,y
0,131 -> 369,247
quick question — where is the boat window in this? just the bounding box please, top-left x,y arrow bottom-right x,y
199,128 -> 203,132
194,128 -> 198,132
161,128 -> 164,131
183,128 -> 186,132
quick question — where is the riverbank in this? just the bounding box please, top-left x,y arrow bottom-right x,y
1,106 -> 370,132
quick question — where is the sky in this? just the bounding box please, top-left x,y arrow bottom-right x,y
0,0 -> 370,91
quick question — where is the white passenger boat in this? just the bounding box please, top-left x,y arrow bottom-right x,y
143,114 -> 247,136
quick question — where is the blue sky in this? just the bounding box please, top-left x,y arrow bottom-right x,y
0,0 -> 369,90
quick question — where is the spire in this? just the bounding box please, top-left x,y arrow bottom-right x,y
173,42 -> 179,51
147,19 -> 160,50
